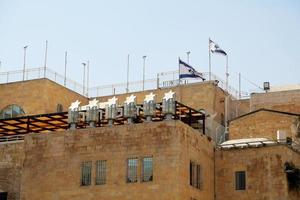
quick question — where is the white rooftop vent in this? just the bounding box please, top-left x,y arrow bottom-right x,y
277,130 -> 286,143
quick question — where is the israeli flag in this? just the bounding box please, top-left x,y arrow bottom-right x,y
179,59 -> 205,81
209,39 -> 227,56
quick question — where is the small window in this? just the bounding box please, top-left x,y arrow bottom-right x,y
235,171 -> 246,190
142,157 -> 153,182
56,104 -> 63,112
0,104 -> 25,119
96,160 -> 106,185
0,192 -> 7,200
127,158 -> 138,183
190,161 -> 201,189
81,161 -> 92,186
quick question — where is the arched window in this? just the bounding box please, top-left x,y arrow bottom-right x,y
0,105 -> 25,119
56,104 -> 63,112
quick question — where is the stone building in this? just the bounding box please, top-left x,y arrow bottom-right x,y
0,78 -> 299,200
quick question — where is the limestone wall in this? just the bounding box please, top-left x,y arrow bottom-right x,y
216,145 -> 300,200
20,121 -> 214,200
250,90 -> 300,114
0,142 -> 24,200
0,79 -> 88,116
96,81 -> 227,124
229,110 -> 300,141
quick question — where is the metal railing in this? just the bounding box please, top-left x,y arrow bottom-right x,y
0,135 -> 25,143
0,67 -> 85,96
0,67 -> 246,99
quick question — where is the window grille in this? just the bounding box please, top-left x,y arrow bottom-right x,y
142,157 -> 153,182
235,171 -> 246,190
190,161 -> 201,189
127,158 -> 138,183
81,161 -> 92,186
96,160 -> 106,185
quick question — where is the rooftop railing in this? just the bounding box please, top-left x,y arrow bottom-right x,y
0,67 -> 247,99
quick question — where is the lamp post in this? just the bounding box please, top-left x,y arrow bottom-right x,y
23,46 -> 28,81
142,55 -> 147,91
82,62 -> 86,95
64,51 -> 67,86
87,61 -> 89,97
186,51 -> 190,64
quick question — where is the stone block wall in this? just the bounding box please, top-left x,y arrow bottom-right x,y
250,90 -> 300,114
229,110 -> 300,141
0,79 -> 88,116
216,145 -> 300,200
20,121 -> 214,200
0,142 -> 24,200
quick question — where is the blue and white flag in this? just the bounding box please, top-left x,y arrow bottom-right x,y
209,39 -> 227,56
179,59 -> 205,81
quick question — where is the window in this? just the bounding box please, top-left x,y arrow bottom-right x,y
142,157 -> 153,182
0,192 -> 7,200
235,171 -> 246,190
190,161 -> 201,189
127,158 -> 138,183
56,104 -> 63,112
0,104 -> 25,119
96,160 -> 106,185
81,161 -> 92,186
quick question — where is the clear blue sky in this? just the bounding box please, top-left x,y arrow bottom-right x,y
0,0 -> 299,93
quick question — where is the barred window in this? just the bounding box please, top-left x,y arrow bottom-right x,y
96,160 -> 106,185
142,157 -> 153,182
127,158 -> 138,183
81,161 -> 92,186
235,171 -> 246,190
190,161 -> 201,189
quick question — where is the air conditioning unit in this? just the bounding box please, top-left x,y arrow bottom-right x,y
277,130 -> 286,143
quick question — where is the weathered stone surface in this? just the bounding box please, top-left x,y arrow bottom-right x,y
20,121 -> 215,200
250,90 -> 300,114
0,79 -> 88,115
229,110 -> 300,141
0,142 -> 24,200
216,145 -> 300,200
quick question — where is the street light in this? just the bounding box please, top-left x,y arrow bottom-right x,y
82,62 -> 86,95
186,51 -> 191,64
23,45 -> 28,81
142,55 -> 147,91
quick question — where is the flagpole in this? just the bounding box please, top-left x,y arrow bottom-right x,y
44,40 -> 48,78
178,57 -> 182,117
126,54 -> 129,93
238,72 -> 241,99
226,55 -> 229,91
87,60 -> 89,97
208,38 -> 211,81
64,51 -> 67,87
225,55 -> 229,141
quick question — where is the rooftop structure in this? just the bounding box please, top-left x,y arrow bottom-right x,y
0,77 -> 299,200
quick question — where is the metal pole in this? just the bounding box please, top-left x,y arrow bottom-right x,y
44,40 -> 48,78
126,54 -> 129,93
142,55 -> 146,91
64,51 -> 67,86
209,38 -> 211,81
82,63 -> 86,95
186,51 -> 190,64
87,61 -> 89,97
225,55 -> 229,92
23,46 -> 28,81
238,73 -> 241,99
